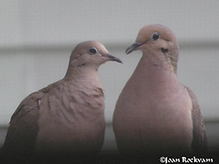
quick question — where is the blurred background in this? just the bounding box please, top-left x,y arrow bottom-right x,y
0,0 -> 218,153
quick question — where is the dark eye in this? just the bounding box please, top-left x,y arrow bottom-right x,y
151,32 -> 160,41
88,47 -> 98,54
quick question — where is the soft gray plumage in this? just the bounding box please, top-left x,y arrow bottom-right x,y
1,41 -> 122,160
113,24 -> 207,157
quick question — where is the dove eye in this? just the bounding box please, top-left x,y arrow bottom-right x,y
151,32 -> 160,41
88,47 -> 98,54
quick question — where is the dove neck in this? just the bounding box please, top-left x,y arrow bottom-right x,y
63,64 -> 101,84
141,47 -> 178,74
135,55 -> 179,86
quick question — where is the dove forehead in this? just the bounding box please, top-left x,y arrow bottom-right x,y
136,24 -> 177,43
72,40 -> 109,55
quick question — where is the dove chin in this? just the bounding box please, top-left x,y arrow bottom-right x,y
125,42 -> 144,54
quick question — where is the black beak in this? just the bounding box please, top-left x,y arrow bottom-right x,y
125,42 -> 143,54
104,54 -> 123,63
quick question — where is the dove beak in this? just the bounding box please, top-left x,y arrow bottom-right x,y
125,42 -> 143,54
102,54 -> 123,64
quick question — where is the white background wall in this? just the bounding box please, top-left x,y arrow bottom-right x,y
0,0 -> 219,125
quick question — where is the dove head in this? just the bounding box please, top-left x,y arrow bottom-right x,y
126,24 -> 179,74
65,41 -> 122,79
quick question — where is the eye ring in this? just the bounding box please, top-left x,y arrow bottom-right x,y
151,32 -> 160,41
88,47 -> 98,54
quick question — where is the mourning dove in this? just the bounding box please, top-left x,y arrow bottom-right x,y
113,24 -> 207,157
1,41 -> 122,161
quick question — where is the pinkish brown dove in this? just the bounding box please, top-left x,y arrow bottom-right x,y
113,24 -> 207,157
1,40 -> 122,162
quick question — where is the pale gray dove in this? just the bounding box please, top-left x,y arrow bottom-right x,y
1,40 -> 122,162
113,24 -> 207,157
